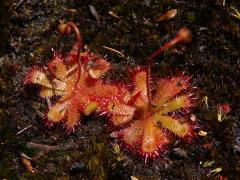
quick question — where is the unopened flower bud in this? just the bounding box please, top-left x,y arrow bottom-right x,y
177,27 -> 192,43
58,22 -> 68,35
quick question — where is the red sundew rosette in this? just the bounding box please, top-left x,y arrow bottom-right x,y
24,42 -> 131,132
110,69 -> 196,161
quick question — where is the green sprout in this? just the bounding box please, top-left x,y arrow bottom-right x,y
112,143 -> 127,166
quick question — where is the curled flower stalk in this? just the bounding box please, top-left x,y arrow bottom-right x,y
147,28 -> 192,60
58,21 -> 83,87
146,28 -> 192,108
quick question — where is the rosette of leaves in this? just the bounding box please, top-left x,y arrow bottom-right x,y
110,69 -> 195,160
25,45 -> 128,132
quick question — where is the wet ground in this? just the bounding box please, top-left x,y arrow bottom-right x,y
0,0 -> 240,179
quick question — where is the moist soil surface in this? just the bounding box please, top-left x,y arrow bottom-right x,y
0,0 -> 240,179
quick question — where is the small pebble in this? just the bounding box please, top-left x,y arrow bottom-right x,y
69,162 -> 85,173
234,145 -> 240,153
199,130 -> 208,136
236,137 -> 240,144
198,45 -> 207,53
190,114 -> 196,122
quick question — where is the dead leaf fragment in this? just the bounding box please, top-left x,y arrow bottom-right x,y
89,5 -> 100,22
131,176 -> 139,180
207,167 -> 222,177
203,160 -> 215,168
109,10 -> 121,19
20,152 -> 35,173
102,45 -> 124,57
155,9 -> 177,22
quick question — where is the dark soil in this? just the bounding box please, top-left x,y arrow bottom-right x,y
0,0 -> 240,179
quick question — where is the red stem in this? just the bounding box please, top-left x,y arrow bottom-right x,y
148,37 -> 181,60
146,36 -> 182,109
65,22 -> 83,88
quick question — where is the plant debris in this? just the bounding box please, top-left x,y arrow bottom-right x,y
154,9 -> 177,22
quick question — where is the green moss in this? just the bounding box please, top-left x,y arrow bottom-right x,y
186,12 -> 196,22
84,137 -> 112,180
